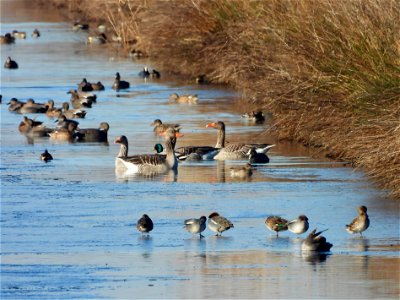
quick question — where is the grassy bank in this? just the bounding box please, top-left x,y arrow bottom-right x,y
45,0 -> 400,198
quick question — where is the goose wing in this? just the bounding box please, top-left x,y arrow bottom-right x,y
124,154 -> 166,166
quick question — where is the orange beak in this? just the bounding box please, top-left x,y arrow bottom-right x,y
206,122 -> 215,128
159,131 -> 184,138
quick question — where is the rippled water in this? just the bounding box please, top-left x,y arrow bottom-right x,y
1,1 -> 399,299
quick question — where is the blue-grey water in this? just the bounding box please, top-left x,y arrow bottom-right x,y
1,1 -> 399,299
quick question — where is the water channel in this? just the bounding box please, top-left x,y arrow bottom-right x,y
1,1 -> 399,299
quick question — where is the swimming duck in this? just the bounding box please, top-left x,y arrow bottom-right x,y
4,56 -> 18,69
87,33 -> 107,45
169,93 -> 199,104
138,67 -> 150,78
31,29 -> 40,38
136,214 -> 154,234
18,99 -> 48,114
265,216 -> 289,237
115,127 -> 183,174
0,33 -> 15,44
230,163 -> 253,178
72,22 -> 89,31
67,89 -> 96,108
77,78 -> 104,92
18,117 -> 52,137
206,121 -> 275,160
195,74 -> 210,84
151,119 -> 181,134
55,114 -> 79,130
18,116 -> 43,134
345,206 -> 370,236
75,122 -> 109,142
7,98 -> 25,112
287,215 -> 309,235
184,216 -> 207,239
112,72 -> 130,91
48,122 -> 78,141
242,110 -> 265,123
97,24 -> 107,33
248,148 -> 270,164
40,150 -> 53,162
12,30 -> 26,39
151,69 -> 161,78
208,212 -> 234,236
45,99 -> 63,118
301,228 -> 333,252
62,102 -> 86,119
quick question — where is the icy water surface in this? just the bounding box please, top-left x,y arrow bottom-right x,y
1,1 -> 399,299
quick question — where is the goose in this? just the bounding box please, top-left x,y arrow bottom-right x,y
242,110 -> 265,123
62,102 -> 86,119
0,33 -> 15,44
230,163 -> 253,178
184,216 -> 207,239
151,119 -> 181,134
75,122 -> 109,142
265,216 -> 288,237
112,72 -> 130,90
301,228 -> 333,252
45,100 -> 63,118
114,127 -> 183,173
206,121 -> 275,160
208,212 -> 234,236
18,116 -> 43,134
248,148 -> 269,164
345,206 -> 370,236
287,215 -> 309,235
67,89 -> 96,108
40,150 -> 53,162
31,29 -> 40,38
169,93 -> 198,104
49,122 -> 78,141
136,214 -> 154,234
4,56 -> 18,69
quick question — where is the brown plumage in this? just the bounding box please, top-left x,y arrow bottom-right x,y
136,214 -> 154,234
265,216 -> 289,237
346,206 -> 370,236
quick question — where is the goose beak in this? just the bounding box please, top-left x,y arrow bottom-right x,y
206,122 -> 215,128
175,132 -> 184,138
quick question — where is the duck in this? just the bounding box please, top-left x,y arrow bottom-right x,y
91,81 -> 105,91
75,122 -> 109,142
67,89 -> 96,108
151,119 -> 181,134
31,29 -> 40,38
97,24 -> 107,33
195,74 -> 210,84
112,72 -> 130,91
55,114 -> 79,130
87,33 -> 107,45
153,143 -> 165,154
62,102 -> 86,119
136,214 -> 154,235
19,117 -> 52,137
208,212 -> 234,236
7,98 -> 25,112
18,99 -> 48,114
77,78 -> 94,92
345,206 -> 370,236
138,67 -> 150,78
248,148 -> 270,164
287,215 -> 309,235
301,228 -> 333,252
169,93 -> 198,104
230,163 -> 253,178
4,56 -> 18,69
206,121 -> 275,160
72,22 -> 89,31
40,150 -> 53,162
151,69 -> 161,78
114,127 -> 183,174
242,110 -> 265,123
48,122 -> 78,141
265,216 -> 289,237
0,33 -> 15,44
184,216 -> 207,239
12,30 -> 26,39
18,116 -> 43,134
45,100 -> 63,118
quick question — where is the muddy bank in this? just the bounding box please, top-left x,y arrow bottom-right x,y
34,0 -> 400,199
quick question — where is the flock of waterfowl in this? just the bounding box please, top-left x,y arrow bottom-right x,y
3,23 -> 370,255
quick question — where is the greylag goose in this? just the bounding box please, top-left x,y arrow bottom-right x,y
4,56 -> 18,69
45,100 -> 63,118
49,122 -> 78,141
230,163 -> 253,178
287,215 -> 309,235
169,93 -> 198,104
115,127 -> 183,173
136,214 -> 154,234
62,102 -> 86,119
67,89 -> 96,108
184,216 -> 207,239
265,216 -> 288,237
112,72 -> 130,91
302,229 -> 333,252
242,110 -> 265,123
206,121 -> 275,160
345,206 -> 370,236
208,212 -> 234,236
75,122 -> 109,142
248,148 -> 269,164
40,150 -> 53,162
31,29 -> 40,38
151,119 -> 181,134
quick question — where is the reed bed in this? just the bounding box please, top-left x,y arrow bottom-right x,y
45,0 -> 400,198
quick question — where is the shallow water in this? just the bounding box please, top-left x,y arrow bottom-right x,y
1,1 -> 399,299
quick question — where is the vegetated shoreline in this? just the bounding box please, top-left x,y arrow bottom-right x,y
40,0 -> 399,199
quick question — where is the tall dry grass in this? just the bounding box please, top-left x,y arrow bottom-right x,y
45,0 -> 400,198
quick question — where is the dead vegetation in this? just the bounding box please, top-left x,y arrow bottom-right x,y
44,0 -> 400,198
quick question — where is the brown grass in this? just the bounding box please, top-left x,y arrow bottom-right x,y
44,0 -> 400,199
